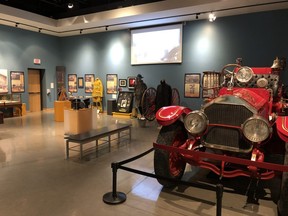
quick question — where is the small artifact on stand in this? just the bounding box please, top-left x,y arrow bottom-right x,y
134,74 -> 147,118
92,77 -> 103,112
83,98 -> 90,108
58,86 -> 68,101
70,98 -> 84,110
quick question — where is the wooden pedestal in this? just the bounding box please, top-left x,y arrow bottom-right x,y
54,100 -> 71,122
64,109 -> 92,135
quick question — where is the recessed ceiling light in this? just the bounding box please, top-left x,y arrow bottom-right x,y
68,3 -> 74,9
209,12 -> 216,22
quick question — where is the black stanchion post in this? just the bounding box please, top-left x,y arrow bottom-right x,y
216,183 -> 223,216
103,162 -> 127,204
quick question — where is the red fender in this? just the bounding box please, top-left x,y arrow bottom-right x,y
156,106 -> 192,126
276,116 -> 288,142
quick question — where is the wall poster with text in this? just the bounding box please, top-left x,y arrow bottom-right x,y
106,74 -> 118,94
11,71 -> 25,93
184,73 -> 200,98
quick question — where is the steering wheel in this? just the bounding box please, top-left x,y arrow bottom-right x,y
220,64 -> 241,87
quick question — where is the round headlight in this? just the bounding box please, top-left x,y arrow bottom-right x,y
242,116 -> 272,143
235,66 -> 254,83
184,111 -> 208,135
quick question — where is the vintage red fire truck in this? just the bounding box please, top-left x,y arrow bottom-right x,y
153,58 -> 288,215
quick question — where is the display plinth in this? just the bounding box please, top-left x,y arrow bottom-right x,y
112,112 -> 132,118
22,103 -> 26,116
13,103 -> 26,116
64,109 -> 92,135
107,99 -> 117,115
54,100 -> 71,122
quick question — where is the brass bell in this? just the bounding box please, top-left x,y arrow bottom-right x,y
271,57 -> 280,69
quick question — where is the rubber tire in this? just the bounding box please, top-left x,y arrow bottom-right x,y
154,121 -> 187,187
278,143 -> 288,216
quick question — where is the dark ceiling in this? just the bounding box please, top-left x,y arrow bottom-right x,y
0,0 -> 164,19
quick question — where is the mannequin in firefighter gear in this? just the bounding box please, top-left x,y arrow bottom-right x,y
92,77 -> 103,112
134,74 -> 147,115
155,80 -> 172,112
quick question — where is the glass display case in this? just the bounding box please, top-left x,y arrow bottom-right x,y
0,94 -> 22,117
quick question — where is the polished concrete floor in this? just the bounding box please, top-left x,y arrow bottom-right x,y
0,110 -> 281,216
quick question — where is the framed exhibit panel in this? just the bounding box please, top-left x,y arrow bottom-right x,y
127,77 -> 136,90
78,77 -> 84,88
116,91 -> 134,113
0,69 -> 8,93
84,74 -> 95,93
106,74 -> 118,94
11,71 -> 25,93
68,74 -> 77,93
184,73 -> 200,98
119,79 -> 127,87
202,71 -> 220,98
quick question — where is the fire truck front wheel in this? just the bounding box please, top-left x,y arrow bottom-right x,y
278,143 -> 288,216
154,121 -> 187,187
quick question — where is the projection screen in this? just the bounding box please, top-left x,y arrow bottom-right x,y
131,24 -> 183,65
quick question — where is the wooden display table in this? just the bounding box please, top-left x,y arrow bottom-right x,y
64,108 -> 92,135
0,101 -> 22,117
54,100 -> 71,122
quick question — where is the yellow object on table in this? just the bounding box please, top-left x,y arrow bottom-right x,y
54,100 -> 71,122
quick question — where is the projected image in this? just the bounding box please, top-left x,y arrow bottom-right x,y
131,24 -> 182,65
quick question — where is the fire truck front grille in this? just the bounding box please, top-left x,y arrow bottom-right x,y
203,127 -> 252,152
203,103 -> 253,153
204,103 -> 253,126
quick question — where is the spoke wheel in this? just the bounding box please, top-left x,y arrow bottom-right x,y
141,87 -> 156,121
171,88 -> 180,105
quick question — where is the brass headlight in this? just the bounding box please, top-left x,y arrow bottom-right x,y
235,66 -> 254,83
242,116 -> 272,143
184,111 -> 208,135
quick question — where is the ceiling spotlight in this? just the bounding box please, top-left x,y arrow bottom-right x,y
209,12 -> 216,22
68,3 -> 74,9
